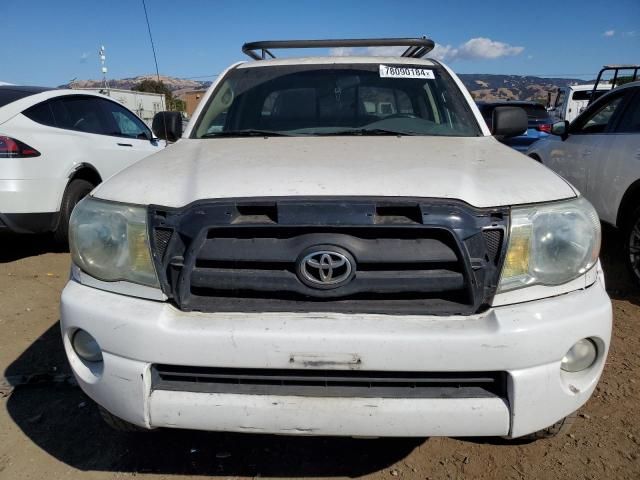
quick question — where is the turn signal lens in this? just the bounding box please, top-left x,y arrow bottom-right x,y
501,222 -> 532,280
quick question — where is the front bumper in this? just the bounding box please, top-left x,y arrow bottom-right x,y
60,274 -> 612,438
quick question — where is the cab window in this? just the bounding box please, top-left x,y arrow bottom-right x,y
614,91 -> 640,133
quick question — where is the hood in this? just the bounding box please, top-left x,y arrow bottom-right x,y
93,136 -> 575,208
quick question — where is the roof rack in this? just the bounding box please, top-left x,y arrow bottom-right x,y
589,64 -> 640,105
242,37 -> 435,61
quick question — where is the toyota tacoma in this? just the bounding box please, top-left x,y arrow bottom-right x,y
61,38 -> 612,439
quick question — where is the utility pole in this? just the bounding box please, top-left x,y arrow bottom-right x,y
99,45 -> 110,93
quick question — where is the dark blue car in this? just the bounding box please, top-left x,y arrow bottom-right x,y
476,101 -> 552,153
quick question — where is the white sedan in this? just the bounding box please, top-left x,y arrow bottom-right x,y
528,81 -> 640,281
0,86 -> 162,242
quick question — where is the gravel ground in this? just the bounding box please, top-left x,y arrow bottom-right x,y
1,226 -> 639,479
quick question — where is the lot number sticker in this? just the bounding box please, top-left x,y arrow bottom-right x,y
379,65 -> 435,79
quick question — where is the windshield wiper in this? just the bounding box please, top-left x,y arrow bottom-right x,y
316,128 -> 414,136
201,129 -> 292,138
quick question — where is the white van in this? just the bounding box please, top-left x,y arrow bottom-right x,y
548,84 -> 612,123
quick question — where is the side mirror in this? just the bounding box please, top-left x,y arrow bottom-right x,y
491,106 -> 527,138
152,111 -> 183,143
550,120 -> 569,139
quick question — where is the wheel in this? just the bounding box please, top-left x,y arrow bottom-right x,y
53,179 -> 94,245
98,405 -> 148,432
516,411 -> 577,440
623,205 -> 640,285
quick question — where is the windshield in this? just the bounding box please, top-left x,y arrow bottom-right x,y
193,64 -> 481,138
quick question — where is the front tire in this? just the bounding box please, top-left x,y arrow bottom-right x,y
622,205 -> 640,285
98,405 -> 148,432
515,411 -> 577,441
53,179 -> 94,245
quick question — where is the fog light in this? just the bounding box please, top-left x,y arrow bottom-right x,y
72,329 -> 103,362
561,338 -> 597,372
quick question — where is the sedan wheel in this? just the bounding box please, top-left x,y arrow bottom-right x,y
624,206 -> 640,284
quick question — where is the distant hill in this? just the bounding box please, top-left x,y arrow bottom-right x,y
60,75 -> 212,97
458,74 -> 588,102
61,73 -> 589,103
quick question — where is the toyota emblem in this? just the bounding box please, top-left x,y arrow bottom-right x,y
298,248 -> 354,289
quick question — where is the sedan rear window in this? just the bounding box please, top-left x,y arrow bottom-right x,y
520,104 -> 548,120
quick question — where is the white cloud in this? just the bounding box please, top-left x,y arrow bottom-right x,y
330,38 -> 524,62
79,52 -> 89,63
603,30 -> 616,37
622,30 -> 636,37
430,37 -> 524,62
429,43 -> 457,61
364,46 -> 407,56
328,47 -> 356,56
329,46 -> 409,57
456,37 -> 524,59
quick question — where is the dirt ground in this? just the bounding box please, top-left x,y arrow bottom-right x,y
1,226 -> 639,480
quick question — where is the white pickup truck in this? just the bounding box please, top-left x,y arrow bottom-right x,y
61,38 -> 611,440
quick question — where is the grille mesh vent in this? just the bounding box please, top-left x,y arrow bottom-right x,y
153,228 -> 173,260
482,229 -> 503,265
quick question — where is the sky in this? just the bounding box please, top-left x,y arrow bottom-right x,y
1,0 -> 639,86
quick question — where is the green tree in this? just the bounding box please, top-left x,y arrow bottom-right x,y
616,75 -> 636,87
133,79 -> 185,112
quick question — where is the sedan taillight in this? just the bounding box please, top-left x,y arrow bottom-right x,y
536,124 -> 552,134
0,136 -> 41,158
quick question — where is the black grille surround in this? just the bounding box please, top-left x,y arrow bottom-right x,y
151,364 -> 508,399
148,197 -> 508,315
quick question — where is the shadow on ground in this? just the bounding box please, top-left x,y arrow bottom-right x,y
599,224 -> 640,305
0,233 -> 66,263
3,225 -> 637,476
4,323 -> 422,477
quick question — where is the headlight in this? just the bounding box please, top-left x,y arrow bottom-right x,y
69,196 -> 159,287
498,196 -> 600,292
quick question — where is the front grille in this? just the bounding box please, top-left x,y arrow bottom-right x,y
151,364 -> 507,399
149,198 -> 508,315
191,228 -> 463,298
